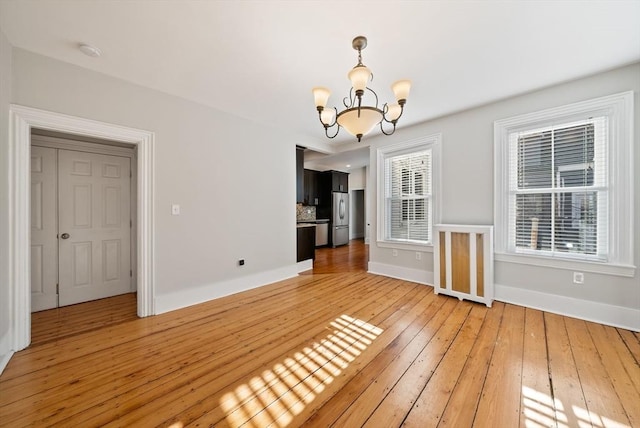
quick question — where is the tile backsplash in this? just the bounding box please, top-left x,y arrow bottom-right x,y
296,203 -> 316,221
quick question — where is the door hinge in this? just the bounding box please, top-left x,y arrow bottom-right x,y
56,283 -> 59,294
130,170 -> 132,178
130,219 -> 132,228
130,270 -> 133,277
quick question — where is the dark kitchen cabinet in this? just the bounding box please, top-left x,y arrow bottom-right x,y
296,147 -> 304,203
296,225 -> 316,262
325,171 -> 349,193
330,171 -> 349,193
304,169 -> 319,205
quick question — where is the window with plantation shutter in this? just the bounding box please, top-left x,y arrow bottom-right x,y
494,92 -> 634,276
377,135 -> 441,247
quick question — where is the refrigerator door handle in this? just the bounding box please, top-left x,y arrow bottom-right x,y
339,199 -> 345,219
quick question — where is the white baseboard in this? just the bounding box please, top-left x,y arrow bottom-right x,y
368,261 -> 434,286
0,330 -> 13,375
495,283 -> 640,332
155,264 -> 300,314
365,262 -> 639,332
297,259 -> 313,273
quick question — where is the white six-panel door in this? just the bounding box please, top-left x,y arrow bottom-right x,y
57,150 -> 131,306
31,146 -> 133,312
30,146 -> 59,311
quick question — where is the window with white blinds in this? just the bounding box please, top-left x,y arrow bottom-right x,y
509,118 -> 607,259
377,134 -> 441,247
386,150 -> 431,242
494,91 -> 634,274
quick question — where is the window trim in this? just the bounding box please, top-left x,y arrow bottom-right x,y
377,134 -> 442,250
494,91 -> 635,276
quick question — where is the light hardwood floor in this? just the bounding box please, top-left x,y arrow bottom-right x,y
1,240 -> 639,427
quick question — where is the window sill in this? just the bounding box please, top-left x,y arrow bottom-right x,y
494,252 -> 636,277
377,240 -> 434,253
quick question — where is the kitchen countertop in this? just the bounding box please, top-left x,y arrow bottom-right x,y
296,223 -> 316,228
296,219 -> 330,224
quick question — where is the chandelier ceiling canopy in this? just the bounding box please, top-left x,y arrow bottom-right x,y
313,36 -> 411,142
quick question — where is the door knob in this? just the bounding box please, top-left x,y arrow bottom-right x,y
60,233 -> 70,239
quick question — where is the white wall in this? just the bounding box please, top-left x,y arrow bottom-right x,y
0,28 -> 12,369
368,63 -> 640,329
348,166 -> 366,190
8,47 -> 316,314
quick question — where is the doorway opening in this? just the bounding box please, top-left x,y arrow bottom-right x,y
8,105 -> 155,352
29,130 -> 139,344
350,189 -> 365,239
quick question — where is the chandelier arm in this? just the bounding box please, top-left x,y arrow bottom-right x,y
344,87 -> 356,109
324,123 -> 340,139
380,120 -> 397,136
317,107 -> 339,128
381,103 -> 405,124
365,87 -> 380,109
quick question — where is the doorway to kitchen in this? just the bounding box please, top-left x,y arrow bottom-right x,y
305,238 -> 368,275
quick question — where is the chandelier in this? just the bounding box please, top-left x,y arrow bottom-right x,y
312,36 -> 411,142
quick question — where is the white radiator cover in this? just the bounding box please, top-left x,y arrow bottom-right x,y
433,224 -> 494,307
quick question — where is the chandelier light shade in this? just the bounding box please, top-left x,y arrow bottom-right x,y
312,36 -> 411,142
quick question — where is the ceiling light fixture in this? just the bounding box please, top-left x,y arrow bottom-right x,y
79,43 -> 101,58
313,36 -> 411,142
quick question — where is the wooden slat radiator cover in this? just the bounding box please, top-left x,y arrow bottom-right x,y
433,224 -> 494,307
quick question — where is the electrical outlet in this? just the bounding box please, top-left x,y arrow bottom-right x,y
573,272 -> 584,284
416,252 -> 421,260
171,204 -> 180,215
392,249 -> 398,257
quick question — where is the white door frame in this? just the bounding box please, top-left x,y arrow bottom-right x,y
8,104 -> 155,351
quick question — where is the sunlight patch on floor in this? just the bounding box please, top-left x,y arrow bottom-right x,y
522,386 -> 630,428
219,314 -> 383,427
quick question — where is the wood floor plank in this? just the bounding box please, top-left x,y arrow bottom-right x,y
519,308 -> 554,428
300,294 -> 448,427
565,317 -> 631,427
436,302 -> 505,428
472,303 -> 525,428
1,240 -> 637,428
587,323 -> 640,427
0,274 -> 360,403
80,275 -> 404,426
238,289 -> 424,428
362,300 -> 473,427
183,281 -> 427,427
402,304 -> 488,427
618,328 -> 640,365
4,275 -> 390,426
30,292 -> 138,346
0,276 -> 364,414
329,297 -> 461,427
2,274 -> 323,381
257,286 -> 439,428
545,312 -> 591,428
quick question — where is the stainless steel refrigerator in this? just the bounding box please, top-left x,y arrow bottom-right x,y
332,192 -> 349,247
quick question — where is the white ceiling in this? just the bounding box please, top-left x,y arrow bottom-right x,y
1,0 -> 639,170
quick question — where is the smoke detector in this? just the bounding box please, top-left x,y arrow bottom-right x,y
78,43 -> 101,58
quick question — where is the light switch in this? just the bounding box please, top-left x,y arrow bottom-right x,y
171,204 -> 180,215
